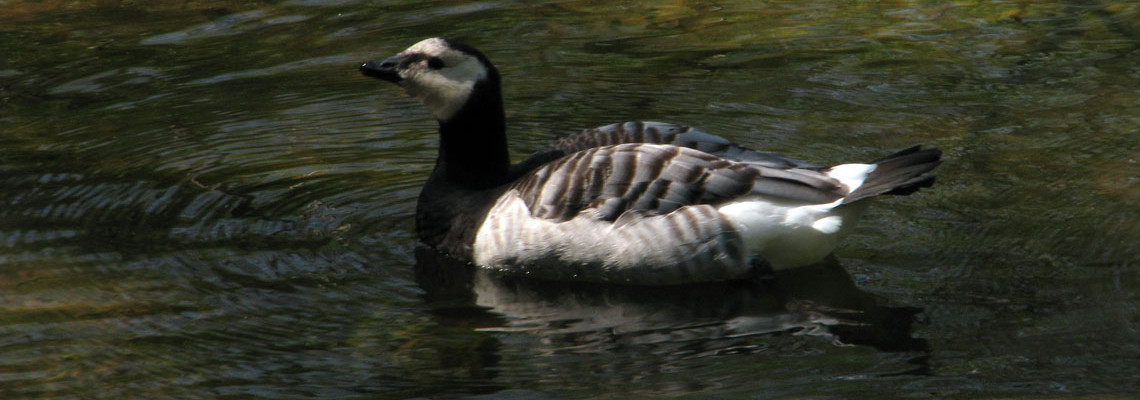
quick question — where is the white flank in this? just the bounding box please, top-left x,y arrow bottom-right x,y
716,196 -> 865,270
473,191 -> 754,284
811,215 -> 844,234
825,163 -> 877,194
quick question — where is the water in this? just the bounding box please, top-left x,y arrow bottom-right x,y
2,1 -> 1137,398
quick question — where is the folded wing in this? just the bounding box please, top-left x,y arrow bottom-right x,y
512,143 -> 847,223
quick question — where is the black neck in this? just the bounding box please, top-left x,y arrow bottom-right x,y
433,77 -> 510,189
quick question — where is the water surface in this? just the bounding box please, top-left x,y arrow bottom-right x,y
2,1 -> 1137,398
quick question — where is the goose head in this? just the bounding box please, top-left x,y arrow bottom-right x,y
360,37 -> 499,122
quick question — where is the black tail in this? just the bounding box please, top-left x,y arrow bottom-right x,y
844,145 -> 942,203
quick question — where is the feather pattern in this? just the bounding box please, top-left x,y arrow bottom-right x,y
512,143 -> 845,223
474,192 -> 749,284
474,138 -> 940,283
472,140 -> 919,284
543,121 -> 819,169
362,38 -> 942,285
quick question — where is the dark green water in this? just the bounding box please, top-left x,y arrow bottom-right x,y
2,1 -> 1137,398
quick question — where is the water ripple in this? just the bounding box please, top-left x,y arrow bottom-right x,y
140,10 -> 312,46
184,53 -> 365,86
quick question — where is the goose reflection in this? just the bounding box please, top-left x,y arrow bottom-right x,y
414,247 -> 928,355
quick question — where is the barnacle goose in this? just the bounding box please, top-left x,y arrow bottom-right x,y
361,38 -> 941,285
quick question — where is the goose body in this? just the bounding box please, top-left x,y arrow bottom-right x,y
361,38 -> 941,285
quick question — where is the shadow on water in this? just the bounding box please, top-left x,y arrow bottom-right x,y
413,246 -> 928,373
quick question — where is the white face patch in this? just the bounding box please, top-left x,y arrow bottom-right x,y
396,38 -> 488,121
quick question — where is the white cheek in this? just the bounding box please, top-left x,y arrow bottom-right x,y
411,74 -> 475,121
404,58 -> 486,121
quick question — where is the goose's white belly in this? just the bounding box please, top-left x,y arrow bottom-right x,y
473,191 -> 751,285
472,191 -> 868,284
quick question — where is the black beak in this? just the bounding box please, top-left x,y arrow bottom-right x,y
360,55 -> 403,83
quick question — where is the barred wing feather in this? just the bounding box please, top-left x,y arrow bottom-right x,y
513,143 -> 846,223
543,121 -> 819,169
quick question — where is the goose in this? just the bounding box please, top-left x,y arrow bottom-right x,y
360,38 -> 941,285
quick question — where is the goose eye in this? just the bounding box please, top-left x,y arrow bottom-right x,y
427,57 -> 445,70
